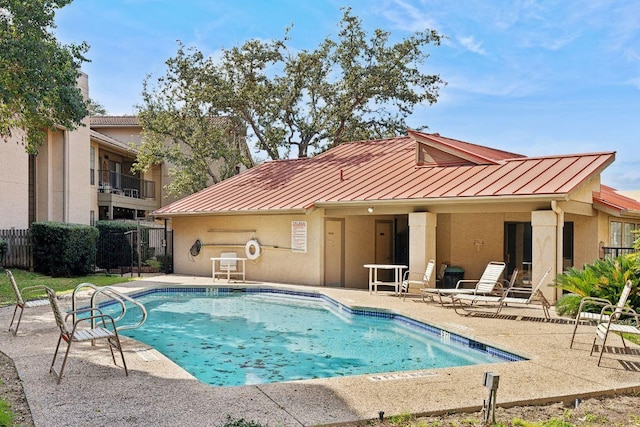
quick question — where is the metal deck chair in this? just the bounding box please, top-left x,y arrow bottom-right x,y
421,261 -> 506,306
453,267 -> 553,319
589,280 -> 638,366
6,270 -> 50,335
569,280 -> 633,348
46,287 -> 128,384
399,259 -> 435,301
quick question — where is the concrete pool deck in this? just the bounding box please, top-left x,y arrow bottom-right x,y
1,274 -> 640,426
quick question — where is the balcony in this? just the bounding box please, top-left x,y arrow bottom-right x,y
96,170 -> 157,220
97,170 -> 155,200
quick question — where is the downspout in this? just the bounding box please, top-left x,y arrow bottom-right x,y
551,201 -> 564,301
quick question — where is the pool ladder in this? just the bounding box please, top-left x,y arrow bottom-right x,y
71,283 -> 147,333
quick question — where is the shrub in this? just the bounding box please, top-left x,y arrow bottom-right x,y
31,222 -> 99,277
0,239 -> 7,266
554,256 -> 639,316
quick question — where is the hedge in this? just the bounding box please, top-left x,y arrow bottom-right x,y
31,222 -> 99,277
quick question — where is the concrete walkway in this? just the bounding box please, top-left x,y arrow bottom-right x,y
1,274 -> 640,426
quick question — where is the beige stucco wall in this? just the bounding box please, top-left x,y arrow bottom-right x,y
0,129 -> 29,229
441,212 -> 506,282
172,211 -> 324,285
96,127 -> 143,146
66,124 -> 91,225
171,211 -> 401,289
568,213 -> 600,270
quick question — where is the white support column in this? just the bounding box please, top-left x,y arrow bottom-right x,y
408,212 -> 437,288
531,210 -> 558,303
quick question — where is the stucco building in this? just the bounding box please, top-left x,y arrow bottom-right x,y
153,131 -> 640,302
0,74 -> 251,229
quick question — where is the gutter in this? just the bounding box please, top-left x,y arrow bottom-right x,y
315,193 -> 570,209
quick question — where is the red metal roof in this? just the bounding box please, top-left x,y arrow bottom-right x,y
594,185 -> 640,215
153,131 -> 616,216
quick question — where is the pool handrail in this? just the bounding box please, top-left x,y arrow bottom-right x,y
71,283 -> 147,333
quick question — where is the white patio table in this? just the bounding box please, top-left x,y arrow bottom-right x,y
364,264 -> 407,295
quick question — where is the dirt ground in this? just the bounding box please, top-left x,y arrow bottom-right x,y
0,351 -> 34,427
1,350 -> 639,427
341,394 -> 640,427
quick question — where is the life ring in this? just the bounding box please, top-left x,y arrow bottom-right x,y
245,239 -> 261,260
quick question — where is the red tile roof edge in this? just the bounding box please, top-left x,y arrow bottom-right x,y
593,185 -> 640,214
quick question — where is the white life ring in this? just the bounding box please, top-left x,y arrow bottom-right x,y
245,239 -> 261,260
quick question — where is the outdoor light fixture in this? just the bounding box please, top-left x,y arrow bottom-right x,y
367,207 -> 374,213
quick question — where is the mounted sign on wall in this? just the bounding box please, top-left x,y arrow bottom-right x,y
291,221 -> 307,253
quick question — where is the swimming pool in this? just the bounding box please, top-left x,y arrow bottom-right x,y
110,287 -> 523,387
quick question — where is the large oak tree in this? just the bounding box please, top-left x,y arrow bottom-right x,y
0,0 -> 89,154
136,8 -> 444,195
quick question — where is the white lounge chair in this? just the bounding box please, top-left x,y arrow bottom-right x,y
589,280 -> 638,366
569,280 -> 632,348
6,270 -> 50,335
399,259 -> 435,301
453,267 -> 553,319
421,261 -> 506,306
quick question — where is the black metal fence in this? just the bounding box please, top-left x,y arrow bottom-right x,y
96,226 -> 173,275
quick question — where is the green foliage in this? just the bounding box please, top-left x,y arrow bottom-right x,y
387,412 -> 413,425
30,221 -> 99,277
0,397 -> 14,427
0,239 -> 7,266
554,256 -> 639,316
0,269 -> 137,306
219,416 -> 268,427
0,393 -> 15,426
136,7 -> 443,195
87,98 -> 107,115
0,0 -> 89,154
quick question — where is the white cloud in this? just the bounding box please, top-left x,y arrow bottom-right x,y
379,0 -> 441,33
457,35 -> 486,55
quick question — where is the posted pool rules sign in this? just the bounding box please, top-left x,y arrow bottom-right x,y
291,221 -> 307,253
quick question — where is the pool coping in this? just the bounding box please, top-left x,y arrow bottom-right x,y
2,274 -> 640,426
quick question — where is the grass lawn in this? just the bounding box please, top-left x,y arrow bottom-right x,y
0,268 -> 139,307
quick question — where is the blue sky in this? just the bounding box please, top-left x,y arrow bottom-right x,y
55,0 -> 640,190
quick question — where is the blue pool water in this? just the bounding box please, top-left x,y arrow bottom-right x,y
110,288 -> 522,387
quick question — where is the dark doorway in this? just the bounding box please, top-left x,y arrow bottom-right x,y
504,222 -> 532,283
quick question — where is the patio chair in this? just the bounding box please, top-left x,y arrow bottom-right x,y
421,261 -> 506,306
46,287 -> 128,384
569,280 -> 632,348
399,259 -> 435,301
589,280 -> 638,366
6,270 -> 50,335
453,267 -> 553,319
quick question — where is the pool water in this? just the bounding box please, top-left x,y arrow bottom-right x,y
112,289 -> 516,387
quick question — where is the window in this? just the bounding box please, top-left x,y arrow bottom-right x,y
610,221 -> 622,247
624,223 -> 638,247
90,146 -> 95,185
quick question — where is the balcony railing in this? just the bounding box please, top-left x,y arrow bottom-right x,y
97,170 -> 155,200
602,246 -> 635,258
